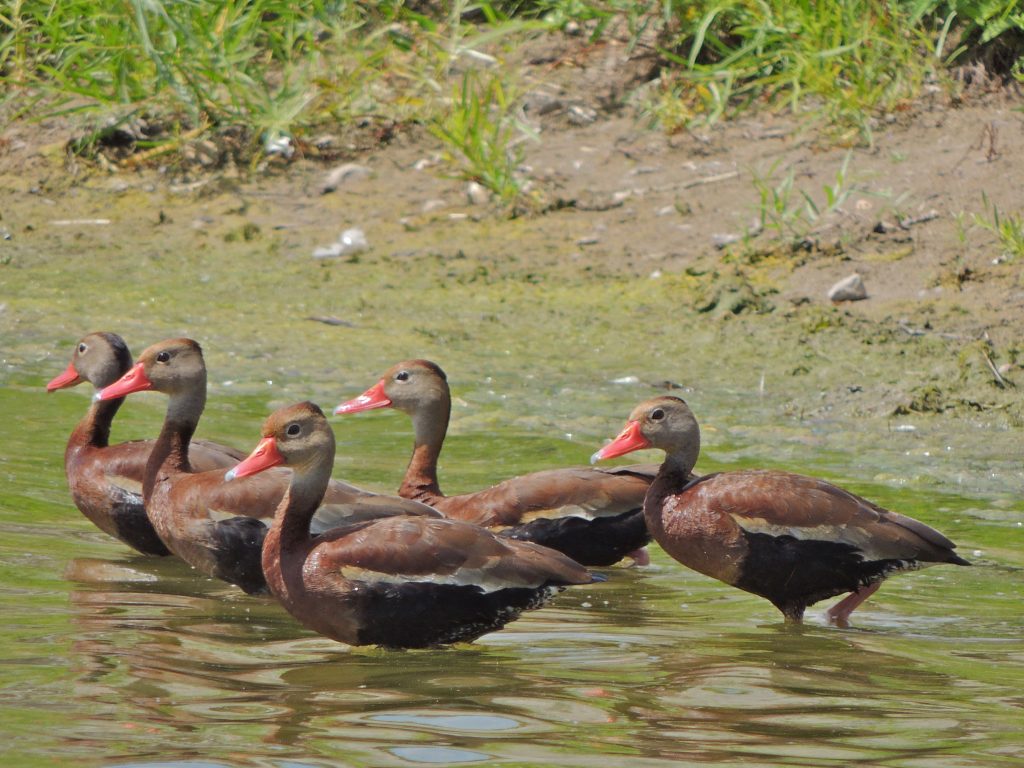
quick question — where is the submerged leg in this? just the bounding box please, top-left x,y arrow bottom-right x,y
826,581 -> 882,626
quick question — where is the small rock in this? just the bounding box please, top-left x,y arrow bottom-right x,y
466,182 -> 490,206
313,228 -> 369,259
828,273 -> 868,302
194,140 -> 220,166
338,228 -> 368,253
712,233 -> 741,249
263,131 -> 293,158
312,243 -> 344,259
320,163 -> 371,194
523,90 -> 564,117
567,105 -> 597,126
421,199 -> 447,213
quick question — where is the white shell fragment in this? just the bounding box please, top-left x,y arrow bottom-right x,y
312,228 -> 369,259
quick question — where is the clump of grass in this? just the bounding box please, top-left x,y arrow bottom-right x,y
2,0 -> 1023,210
748,152 -> 855,244
645,0 -> 940,142
429,70 -> 534,210
973,193 -> 1024,262
1,0 -> 374,151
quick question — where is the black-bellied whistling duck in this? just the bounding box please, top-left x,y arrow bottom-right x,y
47,332 -> 247,556
592,396 -> 970,624
335,360 -> 661,566
95,338 -> 439,594
227,401 -> 599,647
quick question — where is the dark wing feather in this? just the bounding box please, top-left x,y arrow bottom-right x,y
689,470 -> 964,564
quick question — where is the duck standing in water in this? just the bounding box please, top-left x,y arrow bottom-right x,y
47,332 -> 246,556
593,396 -> 970,624
335,360 -> 661,566
95,338 -> 439,593
228,401 -> 600,648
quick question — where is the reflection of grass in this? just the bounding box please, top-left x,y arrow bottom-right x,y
974,193 -> 1024,262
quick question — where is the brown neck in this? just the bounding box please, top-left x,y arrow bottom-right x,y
398,396 -> 450,501
143,385 -> 205,499
71,396 -> 125,449
647,438 -> 701,507
275,463 -> 332,544
263,460 -> 334,593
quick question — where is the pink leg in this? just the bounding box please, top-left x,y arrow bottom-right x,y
626,547 -> 650,567
826,582 -> 882,626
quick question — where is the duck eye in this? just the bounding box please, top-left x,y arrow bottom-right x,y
650,408 -> 665,421
156,351 -> 171,363
395,370 -> 410,382
286,423 -> 301,437
77,343 -> 87,354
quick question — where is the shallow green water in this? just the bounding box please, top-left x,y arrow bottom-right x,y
1,180 -> 1022,767
2,369 -> 1022,767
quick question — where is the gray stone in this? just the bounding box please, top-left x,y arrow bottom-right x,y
828,273 -> 868,302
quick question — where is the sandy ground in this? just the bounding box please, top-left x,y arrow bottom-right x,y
1,31 -> 1022,426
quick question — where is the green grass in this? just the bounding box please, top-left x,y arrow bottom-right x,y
748,152 -> 856,243
1,0 -> 1022,174
974,192 -> 1024,262
429,70 -> 534,211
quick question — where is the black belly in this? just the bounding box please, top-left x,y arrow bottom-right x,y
499,508 -> 650,566
211,517 -> 269,595
109,490 -> 171,557
353,581 -> 558,648
735,531 -> 908,617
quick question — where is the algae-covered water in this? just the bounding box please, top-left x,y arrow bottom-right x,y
0,178 -> 1022,766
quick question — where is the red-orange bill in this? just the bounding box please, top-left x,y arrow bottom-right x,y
46,362 -> 82,392
225,437 -> 284,481
334,379 -> 391,415
95,362 -> 153,401
590,420 -> 650,463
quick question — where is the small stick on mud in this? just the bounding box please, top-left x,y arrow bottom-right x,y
307,315 -> 356,328
981,349 -> 1015,389
680,170 -> 740,189
874,210 -> 939,234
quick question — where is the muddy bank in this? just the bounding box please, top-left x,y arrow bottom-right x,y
1,96 -> 1022,504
